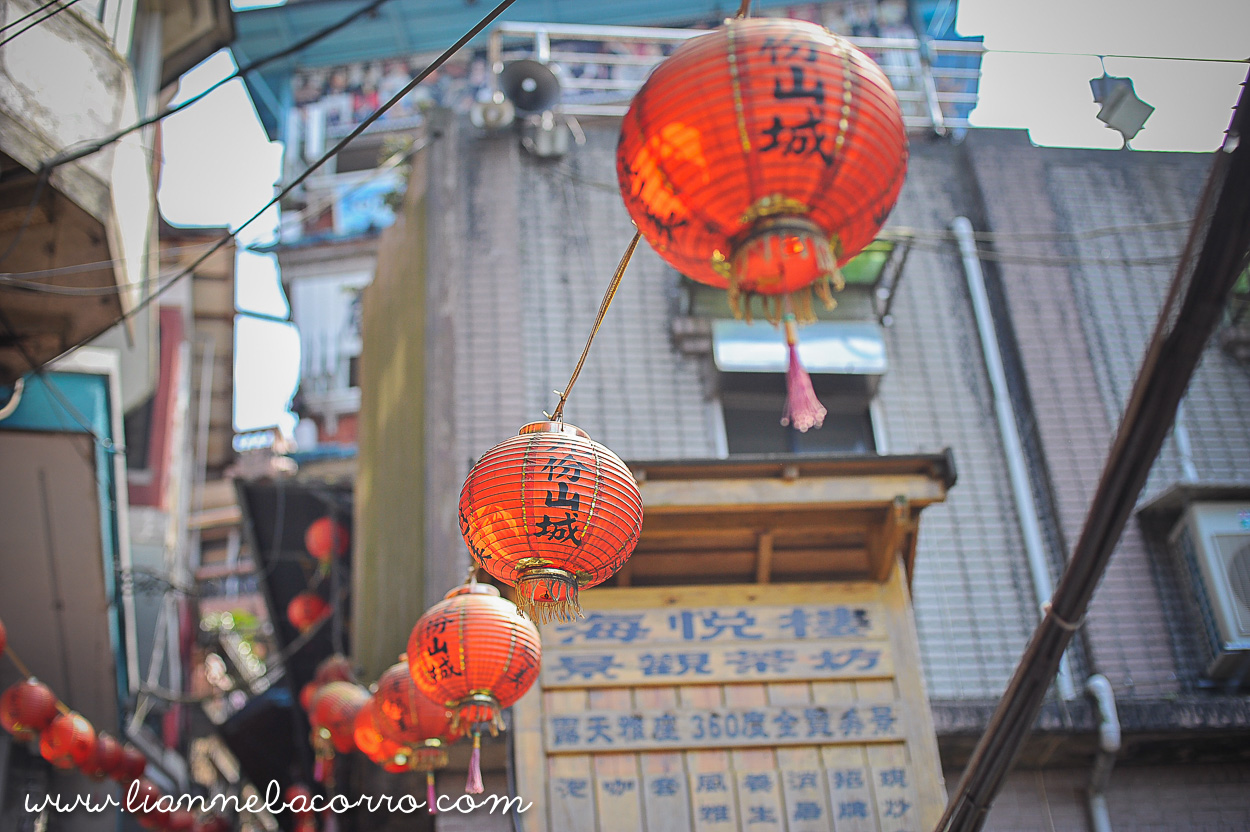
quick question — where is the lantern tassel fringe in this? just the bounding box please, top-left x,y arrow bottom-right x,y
514,568 -> 582,624
781,315 -> 827,433
465,733 -> 484,795
427,771 -> 438,813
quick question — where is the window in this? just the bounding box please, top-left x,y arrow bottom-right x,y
721,373 -> 876,456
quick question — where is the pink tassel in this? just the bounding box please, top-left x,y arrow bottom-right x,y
781,317 -> 826,432
313,758 -> 325,784
465,733 -> 484,794
427,771 -> 438,814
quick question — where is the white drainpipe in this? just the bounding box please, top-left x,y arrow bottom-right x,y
1085,673 -> 1121,832
952,216 -> 1079,701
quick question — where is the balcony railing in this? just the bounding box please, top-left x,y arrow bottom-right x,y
487,21 -> 983,133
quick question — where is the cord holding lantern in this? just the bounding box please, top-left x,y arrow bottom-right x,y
616,16 -> 908,430
459,235 -> 646,624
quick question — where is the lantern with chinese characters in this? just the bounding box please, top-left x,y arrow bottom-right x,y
0,679 -> 59,741
459,422 -> 644,622
81,731 -> 124,779
373,660 -> 458,808
40,711 -> 96,769
287,592 -> 330,633
305,516 -> 349,562
617,17 -> 906,318
408,582 -> 542,794
308,681 -> 368,785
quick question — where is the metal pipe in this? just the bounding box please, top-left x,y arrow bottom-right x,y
953,216 -> 1078,701
1085,674 -> 1120,832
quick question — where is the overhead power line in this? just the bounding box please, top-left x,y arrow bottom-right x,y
0,0 -> 84,48
45,0 -> 520,365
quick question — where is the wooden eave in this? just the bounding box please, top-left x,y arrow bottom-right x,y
612,452 -> 956,589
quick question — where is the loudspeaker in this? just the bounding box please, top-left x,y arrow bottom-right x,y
499,59 -> 562,114
470,96 -> 516,130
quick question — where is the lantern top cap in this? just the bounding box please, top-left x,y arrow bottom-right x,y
443,583 -> 502,599
518,420 -> 590,439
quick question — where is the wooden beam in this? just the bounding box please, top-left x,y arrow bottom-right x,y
755,531 -> 774,584
872,496 -> 912,582
639,474 -> 947,514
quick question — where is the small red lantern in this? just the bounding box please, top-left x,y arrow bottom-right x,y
114,743 -> 148,783
40,711 -> 97,769
81,731 -> 124,779
617,17 -> 907,318
459,422 -> 644,622
305,516 -> 349,562
166,810 -> 197,832
283,784 -> 315,819
299,681 -> 320,712
313,653 -> 356,684
409,582 -> 542,794
0,679 -> 59,741
373,659 -> 456,804
309,681 -> 368,785
287,592 -> 330,632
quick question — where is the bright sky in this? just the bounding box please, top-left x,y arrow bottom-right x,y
155,0 -> 1250,434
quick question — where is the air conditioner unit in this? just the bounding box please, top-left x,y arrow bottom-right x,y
1169,502 -> 1250,683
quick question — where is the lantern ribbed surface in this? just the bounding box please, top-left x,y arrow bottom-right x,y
354,697 -> 387,758
617,18 -> 907,320
407,583 -> 542,733
310,681 -> 369,754
373,660 -> 459,747
314,654 -> 356,684
40,711 -> 97,769
459,422 -> 644,623
0,679 -> 59,741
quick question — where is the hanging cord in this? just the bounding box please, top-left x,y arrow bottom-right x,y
736,0 -> 751,18
549,231 -> 641,422
3,644 -> 72,715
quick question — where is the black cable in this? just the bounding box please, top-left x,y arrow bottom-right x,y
0,0 -> 84,48
0,0 -> 71,33
40,0 -> 397,175
49,0 -> 521,366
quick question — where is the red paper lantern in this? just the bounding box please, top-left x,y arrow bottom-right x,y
408,583 -> 541,733
353,698 -> 387,758
166,810 -> 197,832
0,679 -> 59,741
287,592 -> 330,632
309,681 -> 369,782
617,17 -> 907,319
373,660 -> 457,771
305,516 -> 349,562
459,421 -> 644,622
299,681 -> 320,712
114,743 -> 148,783
314,653 -> 356,684
40,711 -> 97,769
81,731 -> 124,779
284,784 -> 315,818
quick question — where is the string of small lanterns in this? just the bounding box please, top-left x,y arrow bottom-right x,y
0,615 -> 231,832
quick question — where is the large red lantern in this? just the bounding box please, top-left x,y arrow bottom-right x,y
617,17 -> 907,318
409,583 -> 542,794
0,679 -> 60,741
459,422 -> 644,622
287,592 -> 330,632
40,711 -> 97,769
305,516 -> 349,562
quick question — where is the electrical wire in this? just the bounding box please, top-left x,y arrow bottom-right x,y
983,46 -> 1247,65
0,0 -> 73,33
0,0 -> 84,48
39,0 -> 399,176
44,0 -> 520,368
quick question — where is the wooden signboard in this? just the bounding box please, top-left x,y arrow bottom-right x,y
513,575 -> 946,832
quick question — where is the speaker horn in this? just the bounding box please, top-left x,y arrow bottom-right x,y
499,59 -> 562,114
